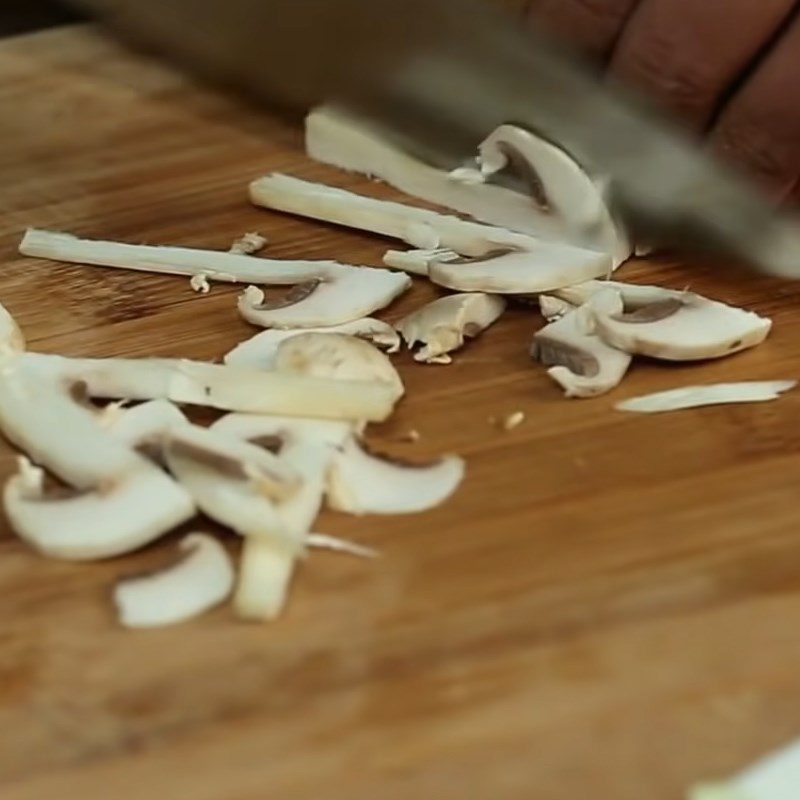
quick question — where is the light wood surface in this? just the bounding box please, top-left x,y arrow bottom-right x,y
2,25 -> 800,800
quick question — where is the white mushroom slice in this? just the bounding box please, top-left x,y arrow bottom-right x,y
211,414 -> 351,620
273,333 -> 404,400
229,231 -> 267,255
249,174 -> 612,291
21,353 -> 397,422
531,289 -> 632,398
690,735 -> 800,800
538,295 -> 574,322
20,229 -> 410,328
327,437 -> 465,515
615,380 -> 796,414
0,359 -> 194,560
5,457 -> 195,561
397,293 -> 506,363
382,248 -> 448,276
113,533 -> 235,628
163,424 -> 302,552
307,533 -> 379,559
236,266 -> 409,329
224,317 -> 400,369
305,107 -> 630,264
555,280 -> 772,360
0,301 -> 24,356
100,400 -> 188,449
427,243 -> 611,294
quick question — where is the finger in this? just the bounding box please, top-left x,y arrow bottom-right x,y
608,0 -> 796,130
710,15 -> 800,202
526,0 -> 642,62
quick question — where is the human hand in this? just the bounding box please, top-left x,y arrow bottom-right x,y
527,0 -> 800,204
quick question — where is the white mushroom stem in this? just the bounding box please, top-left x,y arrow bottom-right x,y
615,381 -> 797,414
225,317 -> 400,369
21,352 -> 398,422
327,437 -> 465,515
273,333 -> 404,401
163,423 -> 303,552
382,248 -> 447,276
211,414 -> 352,620
398,293 -> 506,363
113,533 -> 235,628
531,289 -> 632,398
20,229 -> 410,329
555,280 -> 772,361
305,107 -> 630,264
249,174 -> 612,292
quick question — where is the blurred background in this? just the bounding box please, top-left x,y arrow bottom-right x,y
0,2 -> 82,36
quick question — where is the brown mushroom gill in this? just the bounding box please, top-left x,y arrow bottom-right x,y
248,434 -> 287,455
443,247 -> 520,265
531,337 -> 600,378
251,280 -> 322,310
611,297 -> 684,323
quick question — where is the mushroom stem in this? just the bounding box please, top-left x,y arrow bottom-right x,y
22,353 -> 398,422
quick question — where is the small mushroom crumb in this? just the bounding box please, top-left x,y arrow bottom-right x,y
502,411 -> 525,431
229,231 -> 268,255
397,429 -> 421,443
190,273 -> 211,294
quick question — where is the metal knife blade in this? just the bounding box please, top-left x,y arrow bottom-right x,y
73,0 -> 800,277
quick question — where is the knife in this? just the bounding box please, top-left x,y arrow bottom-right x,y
72,0 -> 800,277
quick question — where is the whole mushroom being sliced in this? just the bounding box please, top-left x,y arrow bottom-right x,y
397,293 -> 506,363
249,174 -> 613,291
114,532 -> 235,628
305,106 -> 630,265
327,437 -> 465,515
555,280 -> 772,360
0,360 -> 194,560
211,414 -> 353,620
224,318 -> 400,369
20,229 -> 410,328
531,289 -> 632,398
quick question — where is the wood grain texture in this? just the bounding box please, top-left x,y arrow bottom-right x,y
2,25 -> 800,800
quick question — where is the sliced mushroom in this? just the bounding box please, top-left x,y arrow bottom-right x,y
113,533 -> 235,628
307,533 -> 379,559
21,352 -> 397,422
426,243 -> 611,294
382,248 -> 449,276
225,317 -> 400,369
0,358 -> 195,560
20,229 -> 410,328
100,400 -> 188,449
305,106 -> 630,264
249,174 -> 612,292
531,289 -> 632,398
237,265 -> 409,328
0,301 -> 24,356
273,332 -> 404,401
5,456 -> 195,561
555,280 -> 772,360
615,380 -> 796,414
397,293 -> 506,363
163,424 -> 303,552
211,413 -> 351,620
538,295 -> 575,322
327,437 -> 465,515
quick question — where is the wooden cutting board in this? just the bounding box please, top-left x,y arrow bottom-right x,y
2,25 -> 800,800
